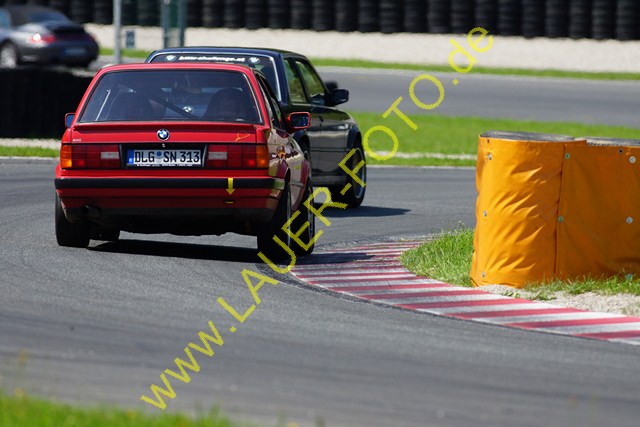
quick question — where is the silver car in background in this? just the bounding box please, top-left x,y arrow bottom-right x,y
0,5 -> 98,68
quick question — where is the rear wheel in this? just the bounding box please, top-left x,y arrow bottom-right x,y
257,184 -> 293,262
330,140 -> 366,208
55,194 -> 90,248
292,180 -> 315,256
0,43 -> 18,69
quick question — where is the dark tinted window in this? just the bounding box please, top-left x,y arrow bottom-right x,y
149,53 -> 281,101
78,69 -> 262,124
295,60 -> 326,106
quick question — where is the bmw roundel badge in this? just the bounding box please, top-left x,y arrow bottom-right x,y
157,129 -> 170,141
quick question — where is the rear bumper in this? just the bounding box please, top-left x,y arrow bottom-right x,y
55,177 -> 285,234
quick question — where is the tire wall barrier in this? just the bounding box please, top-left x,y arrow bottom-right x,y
0,1 -> 637,40
0,68 -> 92,138
471,131 -> 640,288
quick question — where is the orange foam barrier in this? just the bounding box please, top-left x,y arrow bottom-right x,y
472,132 -> 640,287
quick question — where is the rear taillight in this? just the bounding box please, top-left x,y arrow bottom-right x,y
60,144 -> 120,169
29,33 -> 56,44
206,144 -> 269,169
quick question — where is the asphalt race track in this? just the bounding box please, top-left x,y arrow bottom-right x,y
320,67 -> 640,128
2,69 -> 640,426
2,158 -> 640,427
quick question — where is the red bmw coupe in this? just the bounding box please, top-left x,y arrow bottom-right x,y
54,62 -> 314,261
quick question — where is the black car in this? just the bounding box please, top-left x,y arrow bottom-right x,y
146,47 -> 366,208
0,5 -> 99,68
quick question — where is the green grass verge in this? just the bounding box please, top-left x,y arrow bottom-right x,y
100,47 -> 151,60
0,146 -> 58,158
0,392 -> 248,427
350,112 -> 640,166
401,228 -> 640,295
401,228 -> 475,287
312,57 -> 640,81
6,114 -> 640,166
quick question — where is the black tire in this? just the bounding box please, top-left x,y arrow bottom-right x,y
450,0 -> 473,34
187,0 -> 204,27
379,0 -> 403,34
311,0 -> 334,31
246,0 -> 267,29
268,0 -> 290,29
292,180 -> 315,256
93,0 -> 113,24
616,0 -> 639,41
290,0 -> 312,29
569,0 -> 591,39
427,0 -> 450,34
90,226 -> 121,242
69,0 -> 93,23
122,0 -> 138,26
55,194 -> 90,248
257,184 -> 293,262
358,0 -> 378,32
330,140 -> 366,209
475,0 -> 498,34
497,0 -> 521,36
335,0 -> 357,32
521,0 -> 544,38
0,42 -> 18,69
203,0 -> 225,27
545,0 -> 570,38
403,0 -> 426,33
223,0 -> 245,28
591,0 -> 615,40
137,0 -> 160,26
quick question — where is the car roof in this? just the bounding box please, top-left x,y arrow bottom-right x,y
148,47 -> 309,61
1,5 -> 65,22
99,62 -> 260,73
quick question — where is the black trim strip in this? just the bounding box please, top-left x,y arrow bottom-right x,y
55,177 -> 285,190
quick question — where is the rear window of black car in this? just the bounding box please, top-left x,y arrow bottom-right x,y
78,69 -> 262,124
149,53 -> 281,101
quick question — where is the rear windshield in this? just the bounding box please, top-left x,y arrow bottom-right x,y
9,8 -> 70,26
78,69 -> 262,124
149,53 -> 281,101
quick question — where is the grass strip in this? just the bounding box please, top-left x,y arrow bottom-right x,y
312,58 -> 640,81
401,228 -> 474,287
0,146 -> 58,158
401,228 -> 640,295
5,114 -> 640,166
0,391 -> 248,427
350,112 -> 640,166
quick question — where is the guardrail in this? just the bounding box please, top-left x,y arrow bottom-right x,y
0,68 -> 92,138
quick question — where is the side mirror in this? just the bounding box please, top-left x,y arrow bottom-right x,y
286,112 -> 311,132
331,88 -> 349,106
64,113 -> 75,128
325,81 -> 338,92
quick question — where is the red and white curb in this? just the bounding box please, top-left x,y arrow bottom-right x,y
291,241 -> 640,346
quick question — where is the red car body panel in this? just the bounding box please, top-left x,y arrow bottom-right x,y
54,63 -> 309,237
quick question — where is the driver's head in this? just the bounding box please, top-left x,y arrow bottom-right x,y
205,88 -> 248,121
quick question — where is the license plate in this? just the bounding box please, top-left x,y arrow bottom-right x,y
64,46 -> 87,56
126,149 -> 203,167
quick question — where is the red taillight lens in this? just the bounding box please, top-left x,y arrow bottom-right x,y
29,33 -> 56,44
59,144 -> 120,169
206,144 -> 270,169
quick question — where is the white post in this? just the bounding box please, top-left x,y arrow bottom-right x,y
113,0 -> 122,64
